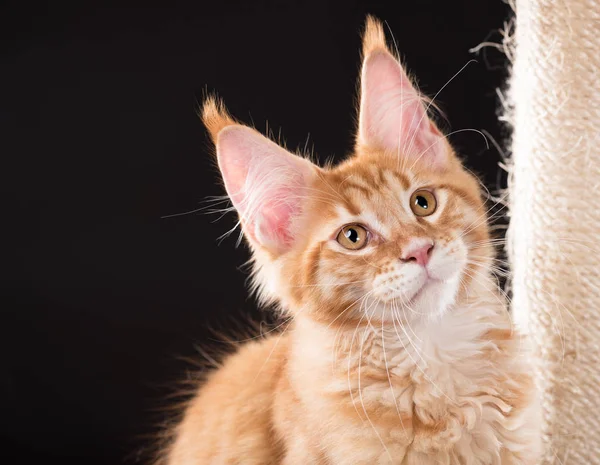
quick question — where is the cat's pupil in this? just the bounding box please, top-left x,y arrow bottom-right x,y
415,195 -> 428,209
345,228 -> 359,243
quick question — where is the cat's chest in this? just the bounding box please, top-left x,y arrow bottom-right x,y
332,318 -> 509,458
293,310 -> 514,461
365,338 -> 492,420
311,346 -> 509,465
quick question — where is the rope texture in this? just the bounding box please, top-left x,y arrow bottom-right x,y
507,0 -> 600,463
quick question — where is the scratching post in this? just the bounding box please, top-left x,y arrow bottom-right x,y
506,0 -> 600,463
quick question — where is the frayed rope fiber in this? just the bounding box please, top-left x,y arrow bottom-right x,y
505,0 -> 600,463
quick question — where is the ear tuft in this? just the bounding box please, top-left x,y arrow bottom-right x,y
362,15 -> 388,58
203,100 -> 318,255
357,16 -> 448,169
201,96 -> 237,142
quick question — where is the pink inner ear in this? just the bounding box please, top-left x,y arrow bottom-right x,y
359,51 -> 446,167
256,185 -> 302,246
216,126 -> 315,253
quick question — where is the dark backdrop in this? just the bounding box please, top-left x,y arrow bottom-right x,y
1,1 -> 510,464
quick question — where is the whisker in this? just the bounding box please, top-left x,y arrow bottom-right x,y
380,313 -> 409,441
408,128 -> 490,172
356,298 -> 394,461
389,299 -> 455,404
406,60 -> 479,159
290,278 -> 371,289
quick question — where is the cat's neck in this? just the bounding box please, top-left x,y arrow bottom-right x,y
289,280 -> 509,376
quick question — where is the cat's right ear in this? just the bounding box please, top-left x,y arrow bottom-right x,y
202,97 -> 318,255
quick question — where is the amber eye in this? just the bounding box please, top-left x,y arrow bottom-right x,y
336,224 -> 369,250
410,190 -> 437,217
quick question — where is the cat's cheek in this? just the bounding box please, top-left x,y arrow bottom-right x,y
371,264 -> 427,304
428,241 -> 468,282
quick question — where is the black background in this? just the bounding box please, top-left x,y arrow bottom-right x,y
1,1 -> 510,464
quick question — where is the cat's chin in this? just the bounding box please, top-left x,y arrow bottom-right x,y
388,275 -> 460,323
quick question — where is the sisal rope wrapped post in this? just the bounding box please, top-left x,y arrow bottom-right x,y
506,0 -> 600,463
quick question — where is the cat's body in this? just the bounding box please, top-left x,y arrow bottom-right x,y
162,17 -> 540,465
169,297 -> 538,464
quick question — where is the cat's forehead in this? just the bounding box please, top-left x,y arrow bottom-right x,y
304,148 -> 482,241
327,155 -> 430,197
315,158 -> 438,227
329,148 -> 440,185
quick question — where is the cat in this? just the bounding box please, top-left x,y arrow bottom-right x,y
161,16 -> 540,465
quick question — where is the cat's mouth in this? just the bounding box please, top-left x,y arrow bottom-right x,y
375,269 -> 451,308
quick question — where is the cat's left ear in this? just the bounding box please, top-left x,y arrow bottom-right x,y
356,16 -> 447,169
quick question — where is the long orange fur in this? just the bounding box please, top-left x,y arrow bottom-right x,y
161,16 -> 540,465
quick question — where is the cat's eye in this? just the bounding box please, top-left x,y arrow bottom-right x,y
336,224 -> 369,250
410,190 -> 437,217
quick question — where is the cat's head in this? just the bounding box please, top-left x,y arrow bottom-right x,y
202,16 -> 491,324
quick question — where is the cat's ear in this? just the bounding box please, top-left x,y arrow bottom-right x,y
202,97 -> 317,255
357,16 -> 447,168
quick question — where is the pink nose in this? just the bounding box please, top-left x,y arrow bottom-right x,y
401,240 -> 434,266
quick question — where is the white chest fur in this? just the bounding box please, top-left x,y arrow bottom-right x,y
288,303 -> 539,464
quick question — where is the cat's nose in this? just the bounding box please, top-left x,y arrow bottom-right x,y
401,239 -> 434,266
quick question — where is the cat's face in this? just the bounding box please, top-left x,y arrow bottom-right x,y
279,151 -> 488,325
203,16 -> 491,325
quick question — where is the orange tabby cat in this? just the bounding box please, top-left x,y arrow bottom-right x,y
163,16 -> 540,465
